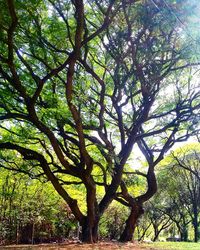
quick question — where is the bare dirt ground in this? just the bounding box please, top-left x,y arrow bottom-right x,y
0,242 -> 152,250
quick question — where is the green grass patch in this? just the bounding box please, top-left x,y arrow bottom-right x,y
143,242 -> 200,250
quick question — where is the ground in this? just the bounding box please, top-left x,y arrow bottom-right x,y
0,242 -> 200,250
0,242 -> 145,250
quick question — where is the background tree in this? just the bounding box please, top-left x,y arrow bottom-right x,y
0,0 -> 200,243
155,144 -> 200,242
146,201 -> 172,242
169,145 -> 200,242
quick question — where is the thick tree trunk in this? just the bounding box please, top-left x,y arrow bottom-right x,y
178,225 -> 188,242
180,229 -> 188,242
81,217 -> 99,243
119,203 -> 144,242
80,177 -> 99,243
81,223 -> 93,243
193,217 -> 199,242
152,226 -> 159,242
92,221 -> 99,242
192,202 -> 199,243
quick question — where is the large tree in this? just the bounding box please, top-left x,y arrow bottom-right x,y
0,0 -> 200,242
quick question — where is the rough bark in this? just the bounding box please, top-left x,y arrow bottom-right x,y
193,215 -> 199,242
81,216 -> 99,243
80,176 -> 99,243
180,228 -> 188,242
152,226 -> 159,242
175,222 -> 188,242
119,203 -> 144,242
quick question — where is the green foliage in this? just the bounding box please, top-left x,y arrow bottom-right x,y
0,169 -> 77,244
99,202 -> 129,239
153,144 -> 200,241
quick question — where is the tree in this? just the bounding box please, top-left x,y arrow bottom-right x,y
146,202 -> 172,242
156,144 -> 200,242
0,0 -> 200,243
170,145 -> 200,242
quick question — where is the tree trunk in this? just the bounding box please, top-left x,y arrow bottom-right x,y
81,216 -> 99,243
80,177 -> 99,243
193,217 -> 199,242
180,226 -> 188,242
152,225 -> 159,242
119,203 -> 144,242
31,222 -> 35,244
92,221 -> 99,242
81,222 -> 93,243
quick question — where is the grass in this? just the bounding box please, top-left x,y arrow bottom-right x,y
142,242 -> 200,250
